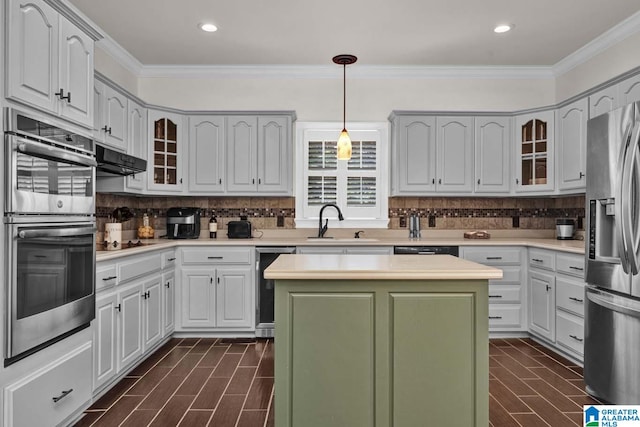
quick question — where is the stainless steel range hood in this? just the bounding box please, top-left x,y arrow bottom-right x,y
96,144 -> 146,176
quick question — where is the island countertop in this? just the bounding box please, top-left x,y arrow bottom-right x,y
264,254 -> 503,280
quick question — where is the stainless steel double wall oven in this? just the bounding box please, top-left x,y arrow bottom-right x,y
4,108 -> 97,365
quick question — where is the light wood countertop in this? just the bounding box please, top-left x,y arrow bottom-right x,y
263,254 -> 503,280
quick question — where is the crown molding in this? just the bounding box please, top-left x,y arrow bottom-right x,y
44,0 -> 103,40
138,64 -> 554,80
552,10 -> 640,76
96,35 -> 144,76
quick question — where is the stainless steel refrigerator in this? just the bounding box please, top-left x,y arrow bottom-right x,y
585,102 -> 640,404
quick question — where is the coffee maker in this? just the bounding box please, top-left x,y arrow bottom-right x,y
166,207 -> 201,239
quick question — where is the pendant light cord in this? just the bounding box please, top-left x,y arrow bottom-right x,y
343,63 -> 346,130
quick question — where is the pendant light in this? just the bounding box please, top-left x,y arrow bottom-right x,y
333,54 -> 357,160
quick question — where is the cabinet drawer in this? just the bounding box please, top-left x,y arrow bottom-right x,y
5,342 -> 92,427
162,251 -> 177,269
528,249 -> 555,271
182,247 -> 251,264
463,247 -> 522,265
488,305 -> 522,329
297,246 -> 345,255
118,253 -> 162,284
556,276 -> 585,317
96,263 -> 118,291
489,266 -> 522,286
488,285 -> 521,304
556,253 -> 585,278
556,311 -> 584,356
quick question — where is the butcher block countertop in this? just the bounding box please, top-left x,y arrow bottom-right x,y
264,254 -> 503,280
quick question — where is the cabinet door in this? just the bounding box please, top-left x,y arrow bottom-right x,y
104,86 -> 128,151
515,111 -> 554,193
143,275 -> 163,351
618,74 -> 640,106
163,271 -> 176,336
529,270 -> 555,342
556,98 -> 588,191
93,292 -> 117,391
117,283 -> 143,372
148,111 -> 184,192
216,267 -> 253,328
589,86 -> 618,119
180,268 -> 216,328
126,100 -> 147,191
7,0 -> 59,114
189,116 -> 225,193
58,16 -> 93,127
393,116 -> 436,194
474,117 -> 510,193
258,116 -> 291,194
436,116 -> 473,192
226,116 -> 258,192
93,80 -> 107,142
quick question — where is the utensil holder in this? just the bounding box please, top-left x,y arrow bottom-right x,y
105,223 -> 122,250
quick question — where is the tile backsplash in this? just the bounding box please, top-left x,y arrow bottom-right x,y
96,194 -> 585,235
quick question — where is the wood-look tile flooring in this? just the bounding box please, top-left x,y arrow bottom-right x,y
74,337 -> 599,427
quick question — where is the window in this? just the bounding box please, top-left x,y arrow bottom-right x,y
295,123 -> 389,228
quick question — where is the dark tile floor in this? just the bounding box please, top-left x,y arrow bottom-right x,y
74,337 -> 599,427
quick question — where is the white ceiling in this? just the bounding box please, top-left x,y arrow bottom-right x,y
68,0 -> 640,67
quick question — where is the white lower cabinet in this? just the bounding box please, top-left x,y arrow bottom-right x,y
461,246 -> 525,332
94,293 -> 118,392
178,246 -> 254,331
163,271 -> 176,336
528,269 -> 556,341
297,246 -> 393,255
143,276 -> 163,353
118,282 -> 144,372
5,342 -> 92,427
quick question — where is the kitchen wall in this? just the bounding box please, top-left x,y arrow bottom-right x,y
96,193 -> 584,236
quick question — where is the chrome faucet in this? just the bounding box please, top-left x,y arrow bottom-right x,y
318,203 -> 344,238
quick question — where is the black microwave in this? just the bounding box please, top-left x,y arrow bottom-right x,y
227,220 -> 252,238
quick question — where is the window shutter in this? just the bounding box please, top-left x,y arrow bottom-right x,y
348,140 -> 376,170
308,176 -> 337,205
347,177 -> 376,206
308,141 -> 337,170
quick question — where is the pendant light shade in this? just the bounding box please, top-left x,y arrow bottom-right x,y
333,54 -> 357,160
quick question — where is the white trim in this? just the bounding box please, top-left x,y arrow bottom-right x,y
553,10 -> 640,76
96,34 -> 144,76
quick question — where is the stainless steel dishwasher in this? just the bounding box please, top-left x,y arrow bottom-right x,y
393,246 -> 459,256
255,247 -> 296,337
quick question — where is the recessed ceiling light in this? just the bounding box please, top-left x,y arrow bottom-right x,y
199,23 -> 218,32
494,24 -> 512,33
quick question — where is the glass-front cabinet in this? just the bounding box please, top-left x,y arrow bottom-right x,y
148,110 -> 184,192
515,111 -> 554,193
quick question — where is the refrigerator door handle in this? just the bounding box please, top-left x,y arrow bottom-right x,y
622,122 -> 640,275
616,124 -> 633,274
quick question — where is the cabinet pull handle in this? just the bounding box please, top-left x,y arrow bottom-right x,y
438,178 -> 442,184
180,178 -> 183,184
488,316 -> 502,319
569,334 -> 583,342
115,304 -> 121,312
569,297 -> 584,303
165,282 -> 170,288
252,178 -> 255,184
219,178 -> 222,184
258,178 -> 261,184
167,257 -> 176,261
217,277 -> 220,284
546,285 -> 551,292
52,389 -> 73,403
55,89 -> 70,102
486,256 -> 502,260
579,172 -> 585,179
477,178 -> 480,185
569,266 -> 584,271
102,276 -> 117,281
207,256 -> 223,259
516,178 -> 519,184
210,277 -> 213,284
432,178 -> 435,184
488,295 -> 502,298
143,291 -> 150,299
532,258 -> 543,263
34,254 -> 47,258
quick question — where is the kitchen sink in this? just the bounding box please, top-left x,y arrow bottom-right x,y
306,238 -> 379,242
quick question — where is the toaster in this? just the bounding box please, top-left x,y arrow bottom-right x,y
227,220 -> 252,238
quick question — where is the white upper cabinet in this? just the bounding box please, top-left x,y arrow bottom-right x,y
436,116 -> 474,193
188,116 -> 226,193
514,111 -> 554,193
556,98 -> 588,192
589,86 -> 618,119
94,84 -> 128,151
7,0 -> 94,128
618,74 -> 640,106
148,110 -> 185,192
126,99 -> 147,191
392,115 -> 437,194
474,117 -> 510,193
257,116 -> 292,194
226,116 -> 258,192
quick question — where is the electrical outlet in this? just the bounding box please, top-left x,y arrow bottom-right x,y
512,216 -> 520,228
399,217 -> 407,228
277,215 -> 284,227
428,215 -> 436,227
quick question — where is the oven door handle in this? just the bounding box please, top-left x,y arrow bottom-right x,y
16,138 -> 97,168
18,226 -> 97,239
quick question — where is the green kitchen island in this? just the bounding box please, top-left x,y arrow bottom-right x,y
264,254 -> 503,427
